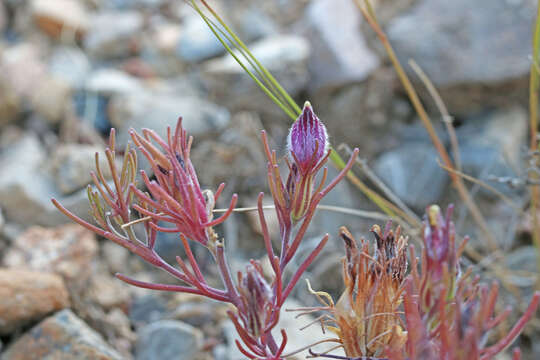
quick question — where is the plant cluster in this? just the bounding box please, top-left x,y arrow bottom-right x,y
53,103 -> 539,359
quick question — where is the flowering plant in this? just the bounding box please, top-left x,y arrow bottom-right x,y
52,103 -> 359,359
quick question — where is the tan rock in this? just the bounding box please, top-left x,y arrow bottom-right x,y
30,0 -> 88,39
2,309 -> 123,360
0,269 -> 70,335
3,224 -> 98,286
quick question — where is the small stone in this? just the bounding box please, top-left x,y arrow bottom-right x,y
86,68 -> 143,96
87,274 -> 130,310
373,142 -> 449,210
202,35 -> 310,112
2,309 -> 123,360
176,15 -> 226,62
51,144 -> 111,195
1,43 -> 71,124
3,224 -> 98,286
0,269 -> 70,335
387,0 -> 536,86
129,295 -> 167,327
102,241 -> 132,274
84,11 -> 144,59
109,91 -> 230,147
136,320 -> 203,360
302,0 -> 379,91
30,0 -> 88,39
0,134 -> 92,226
49,46 -> 91,90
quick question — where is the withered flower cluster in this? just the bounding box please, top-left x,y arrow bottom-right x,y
307,206 -> 539,360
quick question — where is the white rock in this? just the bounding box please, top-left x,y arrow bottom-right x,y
30,0 -> 89,38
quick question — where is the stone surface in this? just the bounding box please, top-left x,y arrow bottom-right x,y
129,295 -> 167,327
2,309 -> 123,360
302,0 -> 379,91
86,274 -> 130,310
374,142 -> 449,210
0,135 -> 92,226
3,224 -> 98,286
84,11 -> 144,59
202,35 -> 310,113
176,15 -> 226,63
109,91 -> 230,146
49,46 -> 91,90
51,144 -> 111,195
456,107 -> 527,197
1,43 -> 71,124
135,320 -> 202,360
0,269 -> 70,335
86,68 -> 143,96
387,0 -> 536,87
30,0 -> 89,39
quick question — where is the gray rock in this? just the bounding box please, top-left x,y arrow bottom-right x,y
109,91 -> 231,146
136,320 -> 202,360
129,295 -> 167,327
202,35 -> 310,113
230,6 -> 278,42
176,15 -> 226,63
49,46 -> 91,90
302,0 -> 379,91
387,0 -> 536,87
374,142 -> 449,210
51,144 -> 111,195
1,309 -> 123,360
84,11 -> 144,59
86,68 -> 143,96
0,135 -> 91,226
457,107 -> 527,197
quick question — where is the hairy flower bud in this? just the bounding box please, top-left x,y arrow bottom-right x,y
287,101 -> 329,175
286,102 -> 330,221
424,204 -> 456,280
237,263 -> 273,338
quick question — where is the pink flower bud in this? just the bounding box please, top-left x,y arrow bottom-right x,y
238,263 -> 273,338
287,101 -> 329,175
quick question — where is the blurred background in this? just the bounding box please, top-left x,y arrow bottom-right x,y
0,0 -> 538,359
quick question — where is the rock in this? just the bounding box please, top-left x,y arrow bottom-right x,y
176,15 -> 226,62
51,144 -> 111,195
2,309 -> 123,360
0,269 -> 70,335
87,273 -> 130,310
202,35 -> 310,113
1,43 -> 71,124
129,295 -> 167,327
84,11 -> 144,59
457,107 -> 527,197
0,1 -> 6,33
387,0 -> 536,86
229,5 -> 277,42
0,134 -> 92,226
30,0 -> 88,39
374,142 -> 449,210
49,47 -> 91,90
102,241 -> 132,274
302,0 -> 379,91
135,320 -> 203,360
86,68 -> 143,96
3,224 -> 98,286
109,91 -> 230,146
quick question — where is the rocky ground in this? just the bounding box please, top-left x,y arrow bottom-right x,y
0,0 -> 538,359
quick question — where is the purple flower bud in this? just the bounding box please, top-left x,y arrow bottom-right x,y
238,263 -> 273,337
423,205 -> 456,279
287,101 -> 329,175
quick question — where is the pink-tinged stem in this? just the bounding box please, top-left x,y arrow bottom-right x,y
257,193 -> 277,274
115,273 -> 228,301
180,234 -> 206,284
480,291 -> 540,359
215,243 -> 241,306
281,235 -> 329,305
